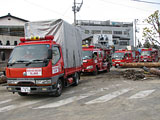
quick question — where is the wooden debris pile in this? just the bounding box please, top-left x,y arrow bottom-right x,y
123,69 -> 145,80
0,72 -> 7,84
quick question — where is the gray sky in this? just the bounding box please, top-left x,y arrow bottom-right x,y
1,0 -> 160,43
1,0 -> 159,23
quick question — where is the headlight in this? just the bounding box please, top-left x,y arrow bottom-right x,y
86,65 -> 93,69
36,80 -> 51,84
7,80 -> 18,84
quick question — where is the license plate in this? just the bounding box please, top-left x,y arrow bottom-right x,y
83,60 -> 87,63
21,87 -> 30,93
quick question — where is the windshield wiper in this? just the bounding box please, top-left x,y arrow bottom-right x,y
8,60 -> 29,66
25,59 -> 47,66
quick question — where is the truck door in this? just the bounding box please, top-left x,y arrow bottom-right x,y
52,46 -> 62,75
128,53 -> 133,62
124,53 -> 132,63
98,51 -> 103,69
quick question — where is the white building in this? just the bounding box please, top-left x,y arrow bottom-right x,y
77,20 -> 134,50
0,13 -> 28,68
0,13 -> 28,46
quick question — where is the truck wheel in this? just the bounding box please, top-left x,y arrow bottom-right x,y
54,79 -> 63,97
18,92 -> 28,96
73,72 -> 79,86
93,67 -> 98,75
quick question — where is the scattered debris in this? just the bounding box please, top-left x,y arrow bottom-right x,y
123,69 -> 145,81
150,68 -> 160,76
0,74 -> 7,84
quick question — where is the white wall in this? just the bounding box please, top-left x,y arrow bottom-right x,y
0,17 -> 26,26
0,35 -> 20,45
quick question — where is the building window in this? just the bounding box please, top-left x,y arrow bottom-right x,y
113,31 -> 122,35
0,27 -> 24,37
113,40 -> 118,45
14,41 -> 18,45
91,30 -> 101,34
124,31 -> 129,35
6,40 -> 10,45
0,28 -> 9,35
10,27 -> 24,37
85,30 -> 90,34
119,41 -> 128,45
102,30 -> 112,34
0,40 -> 2,45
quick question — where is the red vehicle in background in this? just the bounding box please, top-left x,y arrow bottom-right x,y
82,46 -> 111,75
112,49 -> 139,68
140,48 -> 159,62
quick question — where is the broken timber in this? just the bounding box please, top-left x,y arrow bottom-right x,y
121,62 -> 160,68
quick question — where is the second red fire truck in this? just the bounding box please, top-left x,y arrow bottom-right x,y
112,49 -> 139,68
139,48 -> 159,62
82,45 -> 112,75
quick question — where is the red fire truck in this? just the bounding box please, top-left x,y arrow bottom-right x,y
4,35 -> 82,97
112,49 -> 139,68
4,19 -> 83,97
140,48 -> 159,62
82,46 -> 111,75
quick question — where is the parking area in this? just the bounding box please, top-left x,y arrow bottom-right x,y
0,68 -> 160,120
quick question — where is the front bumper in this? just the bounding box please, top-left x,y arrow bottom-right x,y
82,68 -> 94,73
112,63 -> 123,67
6,75 -> 62,94
7,85 -> 57,93
140,59 -> 152,62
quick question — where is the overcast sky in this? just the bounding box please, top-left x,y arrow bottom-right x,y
1,0 -> 160,43
1,0 -> 159,23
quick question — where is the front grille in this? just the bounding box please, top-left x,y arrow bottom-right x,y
17,82 -> 35,86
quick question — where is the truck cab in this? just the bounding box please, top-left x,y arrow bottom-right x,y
6,36 -> 81,96
112,49 -> 134,68
82,46 -> 110,75
140,48 -> 158,62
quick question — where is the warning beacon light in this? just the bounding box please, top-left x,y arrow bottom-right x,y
20,35 -> 54,42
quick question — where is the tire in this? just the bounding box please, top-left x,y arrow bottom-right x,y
93,67 -> 98,76
73,72 -> 79,86
18,92 -> 28,96
54,79 -> 63,97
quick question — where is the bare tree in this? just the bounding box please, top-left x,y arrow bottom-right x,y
143,10 -> 160,45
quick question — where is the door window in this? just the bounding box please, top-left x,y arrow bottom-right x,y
52,46 -> 60,65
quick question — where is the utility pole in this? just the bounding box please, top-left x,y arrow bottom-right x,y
134,19 -> 138,47
72,0 -> 83,26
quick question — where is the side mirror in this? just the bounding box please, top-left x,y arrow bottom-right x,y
92,54 -> 94,58
48,49 -> 52,59
0,51 -> 5,61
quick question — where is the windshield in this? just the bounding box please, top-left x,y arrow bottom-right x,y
82,51 -> 93,60
141,51 -> 151,56
112,52 -> 124,60
8,44 -> 50,64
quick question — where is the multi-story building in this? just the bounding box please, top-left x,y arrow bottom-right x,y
0,13 -> 28,70
77,20 -> 134,50
0,13 -> 28,46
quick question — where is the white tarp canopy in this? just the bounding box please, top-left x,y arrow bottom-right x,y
25,19 -> 82,68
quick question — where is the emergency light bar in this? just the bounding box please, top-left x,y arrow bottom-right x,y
20,35 -> 54,42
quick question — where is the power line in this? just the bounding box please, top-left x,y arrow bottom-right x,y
99,0 -> 154,12
131,0 -> 160,5
23,0 -> 73,20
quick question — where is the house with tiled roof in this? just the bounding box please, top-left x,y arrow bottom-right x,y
0,13 -> 29,69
